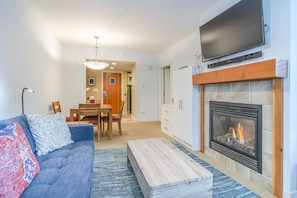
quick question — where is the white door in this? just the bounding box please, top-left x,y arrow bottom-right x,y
173,66 -> 200,149
173,69 -> 182,139
173,66 -> 191,143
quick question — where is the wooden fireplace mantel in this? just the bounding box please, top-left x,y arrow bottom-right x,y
193,59 -> 287,197
192,59 -> 287,85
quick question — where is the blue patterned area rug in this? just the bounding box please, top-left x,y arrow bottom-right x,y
91,142 -> 260,198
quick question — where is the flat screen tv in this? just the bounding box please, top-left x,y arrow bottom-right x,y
200,0 -> 265,62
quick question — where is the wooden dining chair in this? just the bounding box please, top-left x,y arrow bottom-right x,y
78,103 -> 101,124
52,101 -> 62,113
78,103 -> 101,139
101,101 -> 124,136
52,101 -> 78,121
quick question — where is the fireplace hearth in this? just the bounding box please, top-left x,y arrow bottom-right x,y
209,101 -> 262,173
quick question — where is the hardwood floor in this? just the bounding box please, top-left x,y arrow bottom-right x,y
94,120 -> 173,149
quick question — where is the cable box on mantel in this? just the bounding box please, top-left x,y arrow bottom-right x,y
207,51 -> 262,68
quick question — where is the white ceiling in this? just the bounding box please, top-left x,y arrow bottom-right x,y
29,0 -> 218,53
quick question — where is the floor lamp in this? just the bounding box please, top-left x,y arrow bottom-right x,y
22,87 -> 35,114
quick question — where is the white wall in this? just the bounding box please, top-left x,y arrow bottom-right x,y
159,31 -> 202,106
284,1 -> 297,197
0,0 -> 62,119
159,0 -> 297,196
0,0 -> 160,122
60,45 -> 160,122
160,32 -> 201,71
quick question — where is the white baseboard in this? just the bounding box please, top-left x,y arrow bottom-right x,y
283,189 -> 297,198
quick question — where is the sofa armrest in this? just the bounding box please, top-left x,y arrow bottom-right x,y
68,124 -> 94,142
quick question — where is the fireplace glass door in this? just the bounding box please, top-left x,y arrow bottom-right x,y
212,113 -> 256,157
209,101 -> 262,173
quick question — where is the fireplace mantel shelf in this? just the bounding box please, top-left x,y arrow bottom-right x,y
192,59 -> 287,85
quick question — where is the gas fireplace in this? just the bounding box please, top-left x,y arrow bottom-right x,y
209,101 -> 262,173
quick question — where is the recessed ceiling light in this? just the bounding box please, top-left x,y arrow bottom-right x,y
109,66 -> 115,69
111,62 -> 117,65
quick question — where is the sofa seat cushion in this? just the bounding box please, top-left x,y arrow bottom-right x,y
21,140 -> 94,198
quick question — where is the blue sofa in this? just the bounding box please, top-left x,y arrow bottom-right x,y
0,115 -> 94,198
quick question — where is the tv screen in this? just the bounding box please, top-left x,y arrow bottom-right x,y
200,0 -> 265,62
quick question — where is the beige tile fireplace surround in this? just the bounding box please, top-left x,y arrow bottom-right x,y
193,59 -> 287,197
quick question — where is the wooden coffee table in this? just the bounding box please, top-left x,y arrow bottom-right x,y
127,138 -> 213,198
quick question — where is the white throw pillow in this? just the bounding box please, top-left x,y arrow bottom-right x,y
26,113 -> 74,156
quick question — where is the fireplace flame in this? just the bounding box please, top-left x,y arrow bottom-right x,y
237,122 -> 245,144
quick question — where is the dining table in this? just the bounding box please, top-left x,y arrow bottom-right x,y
69,102 -> 113,141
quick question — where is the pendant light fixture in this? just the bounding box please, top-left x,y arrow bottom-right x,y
84,36 -> 109,70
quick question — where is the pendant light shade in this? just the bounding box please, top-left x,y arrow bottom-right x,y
84,36 -> 109,70
84,59 -> 109,70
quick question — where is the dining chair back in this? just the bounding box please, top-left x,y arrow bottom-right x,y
78,103 -> 102,140
52,101 -> 78,121
101,101 -> 124,136
52,101 -> 62,113
78,103 -> 101,124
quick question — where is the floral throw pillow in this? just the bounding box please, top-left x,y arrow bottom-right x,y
0,121 -> 40,197
26,113 -> 74,156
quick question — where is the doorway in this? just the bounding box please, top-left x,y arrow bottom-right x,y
103,72 -> 122,114
161,65 -> 171,104
86,60 -> 136,118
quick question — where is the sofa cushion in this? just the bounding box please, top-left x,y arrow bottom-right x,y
21,140 -> 94,198
68,124 -> 94,142
26,113 -> 74,156
0,121 -> 40,197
